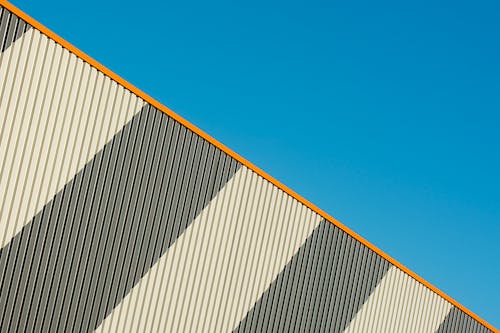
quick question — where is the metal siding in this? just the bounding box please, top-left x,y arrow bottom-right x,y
94,166 -> 322,332
0,4 -> 496,333
436,307 -> 492,333
0,6 -> 30,52
0,104 -> 241,332
234,221 -> 391,333
343,266 -> 454,332
0,22 -> 145,247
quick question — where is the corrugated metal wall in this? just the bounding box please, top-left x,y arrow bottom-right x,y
0,4 -> 496,333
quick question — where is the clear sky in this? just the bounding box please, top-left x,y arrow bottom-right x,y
11,0 -> 499,327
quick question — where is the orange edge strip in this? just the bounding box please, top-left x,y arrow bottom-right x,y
1,1 -> 497,331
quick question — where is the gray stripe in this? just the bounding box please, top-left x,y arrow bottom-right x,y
0,6 -> 31,53
0,105 -> 241,333
435,307 -> 492,333
233,221 -> 391,333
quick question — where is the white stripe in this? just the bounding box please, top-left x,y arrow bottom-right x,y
0,29 -> 145,247
343,266 -> 453,333
95,166 -> 322,333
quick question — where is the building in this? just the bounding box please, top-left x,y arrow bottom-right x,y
0,1 -> 496,332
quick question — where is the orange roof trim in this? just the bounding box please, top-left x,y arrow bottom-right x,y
0,1 -> 496,331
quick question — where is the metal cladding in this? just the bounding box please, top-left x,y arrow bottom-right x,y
0,3 -> 496,333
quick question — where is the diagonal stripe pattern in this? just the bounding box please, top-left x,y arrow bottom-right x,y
0,105 -> 240,333
0,3 -> 496,333
436,307 -> 492,333
95,166 -> 322,333
234,221 -> 391,333
0,21 -> 145,248
343,266 -> 453,332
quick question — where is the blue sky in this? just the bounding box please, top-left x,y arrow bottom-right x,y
11,0 -> 499,327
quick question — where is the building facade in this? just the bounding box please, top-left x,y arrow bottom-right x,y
0,2 -> 496,332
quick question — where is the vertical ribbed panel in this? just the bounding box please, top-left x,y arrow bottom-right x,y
436,307 -> 493,333
0,4 -> 495,333
0,13 -> 145,248
0,105 -> 241,333
0,6 -> 31,52
95,166 -> 323,333
343,266 -> 453,332
234,221 -> 391,333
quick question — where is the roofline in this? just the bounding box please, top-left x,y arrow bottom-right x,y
0,1 -> 496,331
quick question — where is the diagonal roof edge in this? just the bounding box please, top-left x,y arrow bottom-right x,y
0,0 -> 496,331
